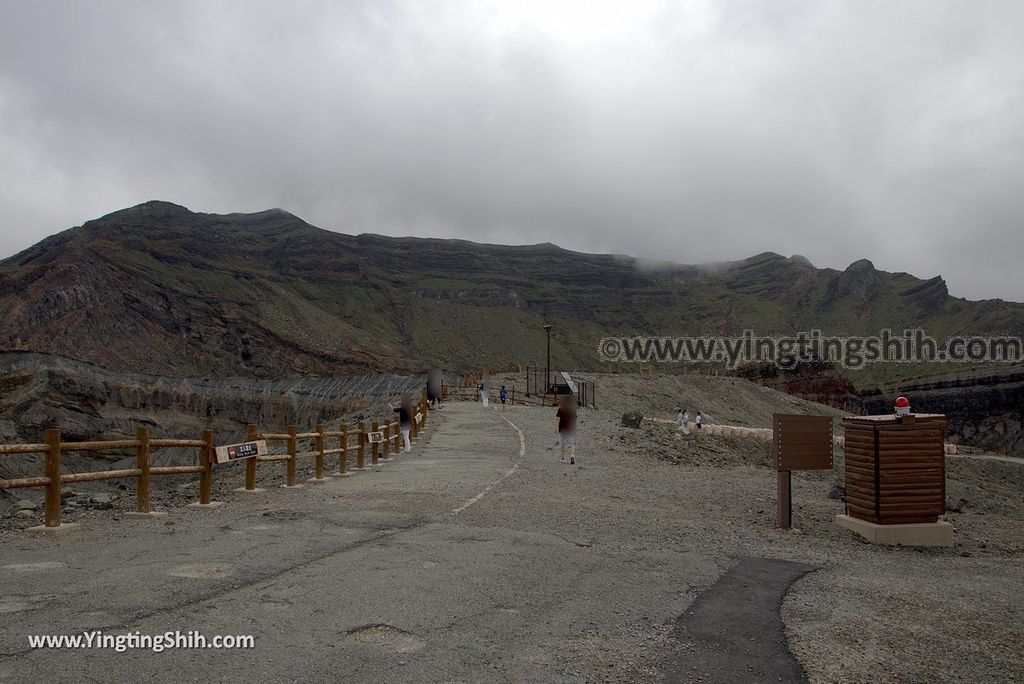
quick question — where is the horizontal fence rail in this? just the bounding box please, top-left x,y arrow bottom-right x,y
1,393 -> 430,529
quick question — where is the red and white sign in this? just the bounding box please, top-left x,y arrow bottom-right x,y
213,439 -> 268,465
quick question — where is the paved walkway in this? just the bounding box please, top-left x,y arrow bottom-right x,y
0,403 -> 810,683
663,558 -> 813,683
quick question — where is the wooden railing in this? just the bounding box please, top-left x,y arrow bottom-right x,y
1,394 -> 429,530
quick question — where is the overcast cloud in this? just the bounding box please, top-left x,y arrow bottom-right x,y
1,1 -> 1022,300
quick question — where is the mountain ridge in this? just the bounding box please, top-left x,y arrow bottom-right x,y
1,201 -> 1021,381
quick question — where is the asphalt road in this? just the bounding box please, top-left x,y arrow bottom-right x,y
0,402 -> 808,683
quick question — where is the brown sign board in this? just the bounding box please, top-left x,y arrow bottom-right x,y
773,414 -> 833,471
213,439 -> 268,465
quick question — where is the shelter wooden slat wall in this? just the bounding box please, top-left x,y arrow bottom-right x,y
842,414 -> 947,525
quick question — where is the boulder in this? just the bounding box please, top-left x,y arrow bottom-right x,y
828,484 -> 846,500
621,412 -> 644,429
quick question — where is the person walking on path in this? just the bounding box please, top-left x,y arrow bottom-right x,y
499,385 -> 509,411
395,394 -> 413,453
427,369 -> 442,410
695,411 -> 703,430
480,379 -> 490,409
676,407 -> 690,432
555,395 -> 577,464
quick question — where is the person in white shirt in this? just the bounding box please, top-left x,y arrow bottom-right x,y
677,408 -> 690,432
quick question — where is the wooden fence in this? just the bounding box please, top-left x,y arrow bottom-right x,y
0,394 -> 429,530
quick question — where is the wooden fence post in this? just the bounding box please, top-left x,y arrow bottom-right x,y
199,429 -> 214,505
286,425 -> 298,487
382,423 -> 391,460
136,426 -> 151,514
371,420 -> 380,466
43,429 -> 62,528
336,425 -> 351,476
244,424 -> 259,490
356,421 -> 366,470
313,424 -> 326,481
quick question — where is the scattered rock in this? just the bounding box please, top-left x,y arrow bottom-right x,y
89,499 -> 113,510
8,500 -> 39,514
15,509 -> 35,519
60,488 -> 76,501
621,412 -> 644,429
828,484 -> 846,500
89,493 -> 114,508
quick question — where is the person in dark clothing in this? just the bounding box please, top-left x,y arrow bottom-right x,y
555,394 -> 577,464
427,369 -> 442,409
499,385 -> 509,411
394,394 -> 413,453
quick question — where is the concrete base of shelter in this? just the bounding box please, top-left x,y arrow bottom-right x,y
835,514 -> 953,547
26,522 -> 79,533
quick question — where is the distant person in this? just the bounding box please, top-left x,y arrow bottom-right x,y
555,394 -> 577,464
676,407 -> 690,433
499,385 -> 509,411
480,379 -> 490,409
394,394 -> 413,453
695,411 -> 703,430
428,369 -> 442,409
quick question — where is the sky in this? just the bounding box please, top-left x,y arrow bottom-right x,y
1,0 -> 1022,301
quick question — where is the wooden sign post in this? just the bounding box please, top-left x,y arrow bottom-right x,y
773,414 -> 833,529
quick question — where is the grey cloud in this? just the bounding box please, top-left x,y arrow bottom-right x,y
1,0 -> 1022,300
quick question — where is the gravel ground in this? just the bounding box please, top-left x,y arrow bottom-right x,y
479,372 -> 1024,682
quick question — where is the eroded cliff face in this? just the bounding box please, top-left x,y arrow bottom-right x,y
735,360 -> 1024,456
861,366 -> 1024,456
0,352 -> 436,482
734,362 -> 863,413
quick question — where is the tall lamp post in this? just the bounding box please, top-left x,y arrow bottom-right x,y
543,324 -> 552,395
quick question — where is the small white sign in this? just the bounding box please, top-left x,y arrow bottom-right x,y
560,371 -> 578,394
415,412 -> 423,424
366,431 -> 384,444
213,440 -> 268,465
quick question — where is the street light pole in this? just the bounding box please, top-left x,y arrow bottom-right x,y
543,324 -> 552,395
